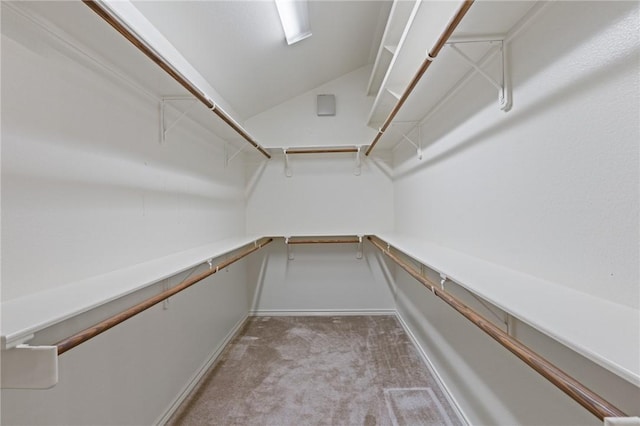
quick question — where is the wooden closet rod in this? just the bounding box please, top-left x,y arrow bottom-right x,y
365,0 -> 475,156
285,148 -> 359,155
367,236 -> 626,421
82,0 -> 271,160
55,238 -> 273,355
287,237 -> 361,245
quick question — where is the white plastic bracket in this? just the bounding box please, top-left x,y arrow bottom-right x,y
285,237 -> 294,260
283,149 -> 292,177
356,235 -> 363,259
160,97 -> 198,143
1,344 -> 58,389
440,274 -> 448,290
448,40 -> 511,111
207,259 -> 214,269
506,313 -> 516,336
389,124 -> 422,160
354,146 -> 362,176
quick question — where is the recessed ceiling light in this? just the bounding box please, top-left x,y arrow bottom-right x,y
274,0 -> 312,45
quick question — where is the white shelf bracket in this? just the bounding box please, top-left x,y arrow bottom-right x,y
354,146 -> 362,176
285,237 -> 294,260
440,273 -> 448,290
160,97 -> 198,143
389,124 -> 422,160
356,235 -> 363,259
1,344 -> 58,389
225,143 -> 247,167
162,279 -> 170,310
283,149 -> 292,177
448,40 -> 511,111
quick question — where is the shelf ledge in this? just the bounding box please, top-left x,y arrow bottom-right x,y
374,232 -> 640,387
0,235 -> 263,350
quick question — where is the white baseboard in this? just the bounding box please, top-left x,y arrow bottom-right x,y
155,314 -> 249,426
394,311 -> 470,426
250,308 -> 396,317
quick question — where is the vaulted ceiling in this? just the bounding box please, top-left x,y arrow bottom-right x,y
131,1 -> 392,120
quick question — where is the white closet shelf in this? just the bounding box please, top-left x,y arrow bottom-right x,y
366,0 -> 417,96
0,235 -> 263,350
375,233 -> 640,387
368,0 -> 539,148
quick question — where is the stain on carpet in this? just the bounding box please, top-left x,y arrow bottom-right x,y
169,316 -> 463,425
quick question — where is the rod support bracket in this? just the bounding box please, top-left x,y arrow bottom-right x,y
283,149 -> 292,177
285,237 -> 294,260
356,235 -> 363,259
388,123 -> 423,160
448,40 -> 511,112
160,97 -> 198,143
1,344 -> 58,389
440,273 -> 448,290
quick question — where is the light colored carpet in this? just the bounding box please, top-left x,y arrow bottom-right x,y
169,316 -> 463,425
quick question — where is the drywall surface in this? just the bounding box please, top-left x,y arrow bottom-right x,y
245,153 -> 393,236
391,1 -> 639,424
394,1 -> 639,309
1,5 -> 249,425
244,66 -> 378,147
1,6 -> 246,301
247,241 -> 395,314
244,66 -> 394,236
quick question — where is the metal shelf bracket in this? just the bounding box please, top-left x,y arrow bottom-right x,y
160,97 -> 198,143
448,39 -> 511,112
356,235 -> 363,259
354,146 -> 362,176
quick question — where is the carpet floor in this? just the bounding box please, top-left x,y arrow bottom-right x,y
169,316 -> 463,426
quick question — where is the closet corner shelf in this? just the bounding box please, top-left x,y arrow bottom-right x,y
0,235 -> 263,350
374,232 -> 640,387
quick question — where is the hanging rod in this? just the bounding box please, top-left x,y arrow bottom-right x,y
286,236 -> 361,245
367,236 -> 627,421
284,148 -> 360,155
55,238 -> 273,355
365,0 -> 475,156
82,0 -> 271,159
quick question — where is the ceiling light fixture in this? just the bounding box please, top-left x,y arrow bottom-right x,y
274,0 -> 312,45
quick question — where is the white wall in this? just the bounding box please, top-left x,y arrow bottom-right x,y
245,153 -> 393,236
394,0 -> 639,309
247,240 -> 395,314
243,64 -> 395,315
1,4 -> 250,424
245,66 -> 377,148
391,1 -> 639,424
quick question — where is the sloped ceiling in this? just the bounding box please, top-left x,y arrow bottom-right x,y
131,1 -> 392,120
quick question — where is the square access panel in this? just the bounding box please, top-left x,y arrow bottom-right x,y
317,94 -> 335,116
